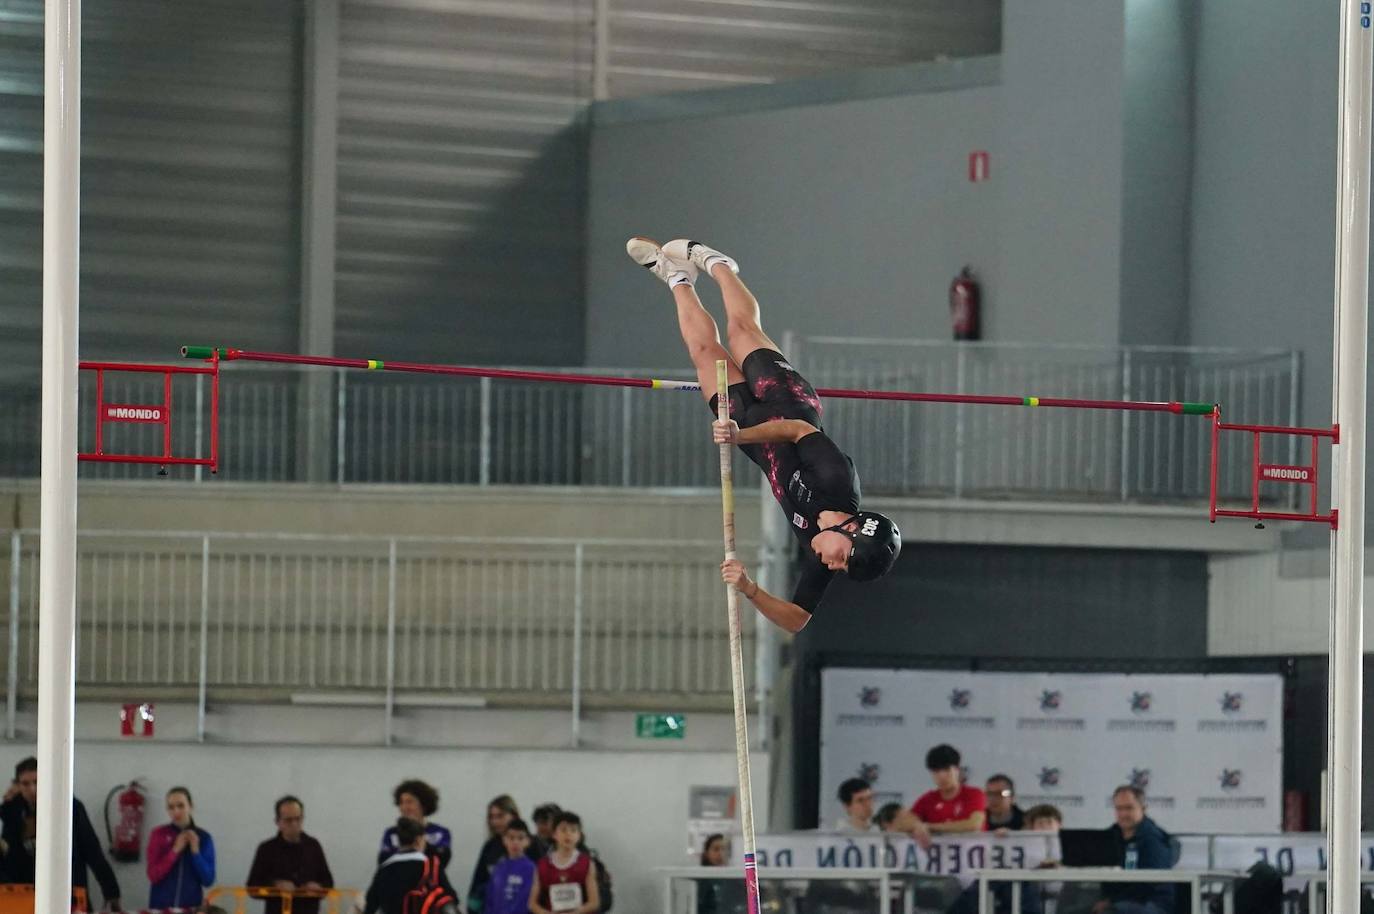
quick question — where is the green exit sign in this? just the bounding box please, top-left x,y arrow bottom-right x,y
636,713 -> 686,739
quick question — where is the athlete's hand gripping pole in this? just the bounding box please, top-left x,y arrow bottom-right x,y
716,360 -> 762,914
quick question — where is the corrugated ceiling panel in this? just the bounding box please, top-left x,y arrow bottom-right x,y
608,0 -> 1001,96
336,0 -> 593,365
0,0 -> 302,380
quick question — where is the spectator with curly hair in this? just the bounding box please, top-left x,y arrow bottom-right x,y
378,779 -> 452,870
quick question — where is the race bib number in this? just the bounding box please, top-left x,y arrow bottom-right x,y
549,882 -> 583,912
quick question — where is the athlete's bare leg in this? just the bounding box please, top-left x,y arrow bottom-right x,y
705,264 -> 782,369
673,282 -> 746,404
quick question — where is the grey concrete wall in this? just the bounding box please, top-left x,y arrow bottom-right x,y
1119,0 -> 1194,346
1186,0 -> 1339,427
584,62 -> 1003,368
993,0 -> 1125,345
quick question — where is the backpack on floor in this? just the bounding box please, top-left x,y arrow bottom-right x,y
404,855 -> 457,914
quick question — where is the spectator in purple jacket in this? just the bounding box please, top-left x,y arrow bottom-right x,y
379,779 -> 452,870
484,819 -> 537,914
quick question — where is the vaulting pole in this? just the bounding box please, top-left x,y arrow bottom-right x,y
716,360 -> 761,914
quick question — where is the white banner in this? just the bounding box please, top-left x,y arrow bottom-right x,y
728,833 -> 1053,884
820,669 -> 1282,833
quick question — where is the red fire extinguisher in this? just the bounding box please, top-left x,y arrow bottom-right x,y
950,266 -> 981,341
104,780 -> 145,862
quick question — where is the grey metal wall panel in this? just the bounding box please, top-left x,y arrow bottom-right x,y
335,0 -> 593,366
0,0 -> 303,380
608,0 -> 1001,96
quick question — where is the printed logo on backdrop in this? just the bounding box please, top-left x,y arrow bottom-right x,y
836,685 -> 905,727
860,762 -> 904,806
1198,768 -> 1265,810
1124,768 -> 1175,810
1018,688 -> 1085,731
1107,691 -> 1176,732
1020,765 -> 1085,808
926,688 -> 993,729
1198,691 -> 1268,733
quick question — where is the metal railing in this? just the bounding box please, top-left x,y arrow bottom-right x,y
1,529 -> 756,743
0,339 -> 1300,503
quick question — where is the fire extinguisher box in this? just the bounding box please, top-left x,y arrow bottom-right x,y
119,703 -> 154,738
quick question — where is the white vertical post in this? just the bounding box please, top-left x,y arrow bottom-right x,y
7,531 -> 20,740
620,386 -> 632,487
592,0 -> 611,100
385,538 -> 397,746
197,536 -> 209,743
571,543 -> 583,748
715,360 -> 761,914
336,371 -> 347,484
479,378 -> 492,485
194,374 -> 204,482
1119,349 -> 1131,502
1327,4 -> 1370,914
39,0 -> 80,908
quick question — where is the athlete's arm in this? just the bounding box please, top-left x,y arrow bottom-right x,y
720,559 -> 811,633
713,418 -> 818,446
926,811 -> 986,833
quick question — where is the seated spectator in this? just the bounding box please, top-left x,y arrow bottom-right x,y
985,774 -> 1024,834
1093,786 -> 1175,914
246,795 -> 335,914
834,778 -> 875,832
379,779 -> 452,869
485,819 -> 538,914
0,757 -> 122,911
700,834 -> 729,867
468,794 -> 539,912
1024,805 -> 1063,833
874,802 -> 904,832
529,812 -> 600,914
893,744 -> 986,845
147,787 -> 215,910
363,817 -> 460,914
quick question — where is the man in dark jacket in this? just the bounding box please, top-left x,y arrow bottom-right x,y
364,817 -> 458,914
1094,786 -> 1175,914
246,796 -> 335,914
0,757 -> 122,910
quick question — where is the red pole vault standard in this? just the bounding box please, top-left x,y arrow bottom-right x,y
78,356 -> 220,473
181,347 -> 1217,415
1208,410 -> 1339,529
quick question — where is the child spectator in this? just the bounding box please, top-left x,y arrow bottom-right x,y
1024,805 -> 1063,832
874,802 -> 904,832
363,817 -> 459,914
469,795 -> 541,911
529,812 -> 600,914
146,787 -> 215,910
485,819 -> 537,914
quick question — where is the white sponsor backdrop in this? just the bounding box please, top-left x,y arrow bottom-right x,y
820,669 -> 1282,833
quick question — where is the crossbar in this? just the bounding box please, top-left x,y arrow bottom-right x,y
182,346 -> 1217,415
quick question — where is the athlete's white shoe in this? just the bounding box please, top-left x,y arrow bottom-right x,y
626,236 -> 697,286
662,239 -> 739,275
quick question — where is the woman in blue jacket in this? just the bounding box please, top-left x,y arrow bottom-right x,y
146,786 -> 215,909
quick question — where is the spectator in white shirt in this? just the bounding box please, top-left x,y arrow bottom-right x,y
833,779 -> 875,833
